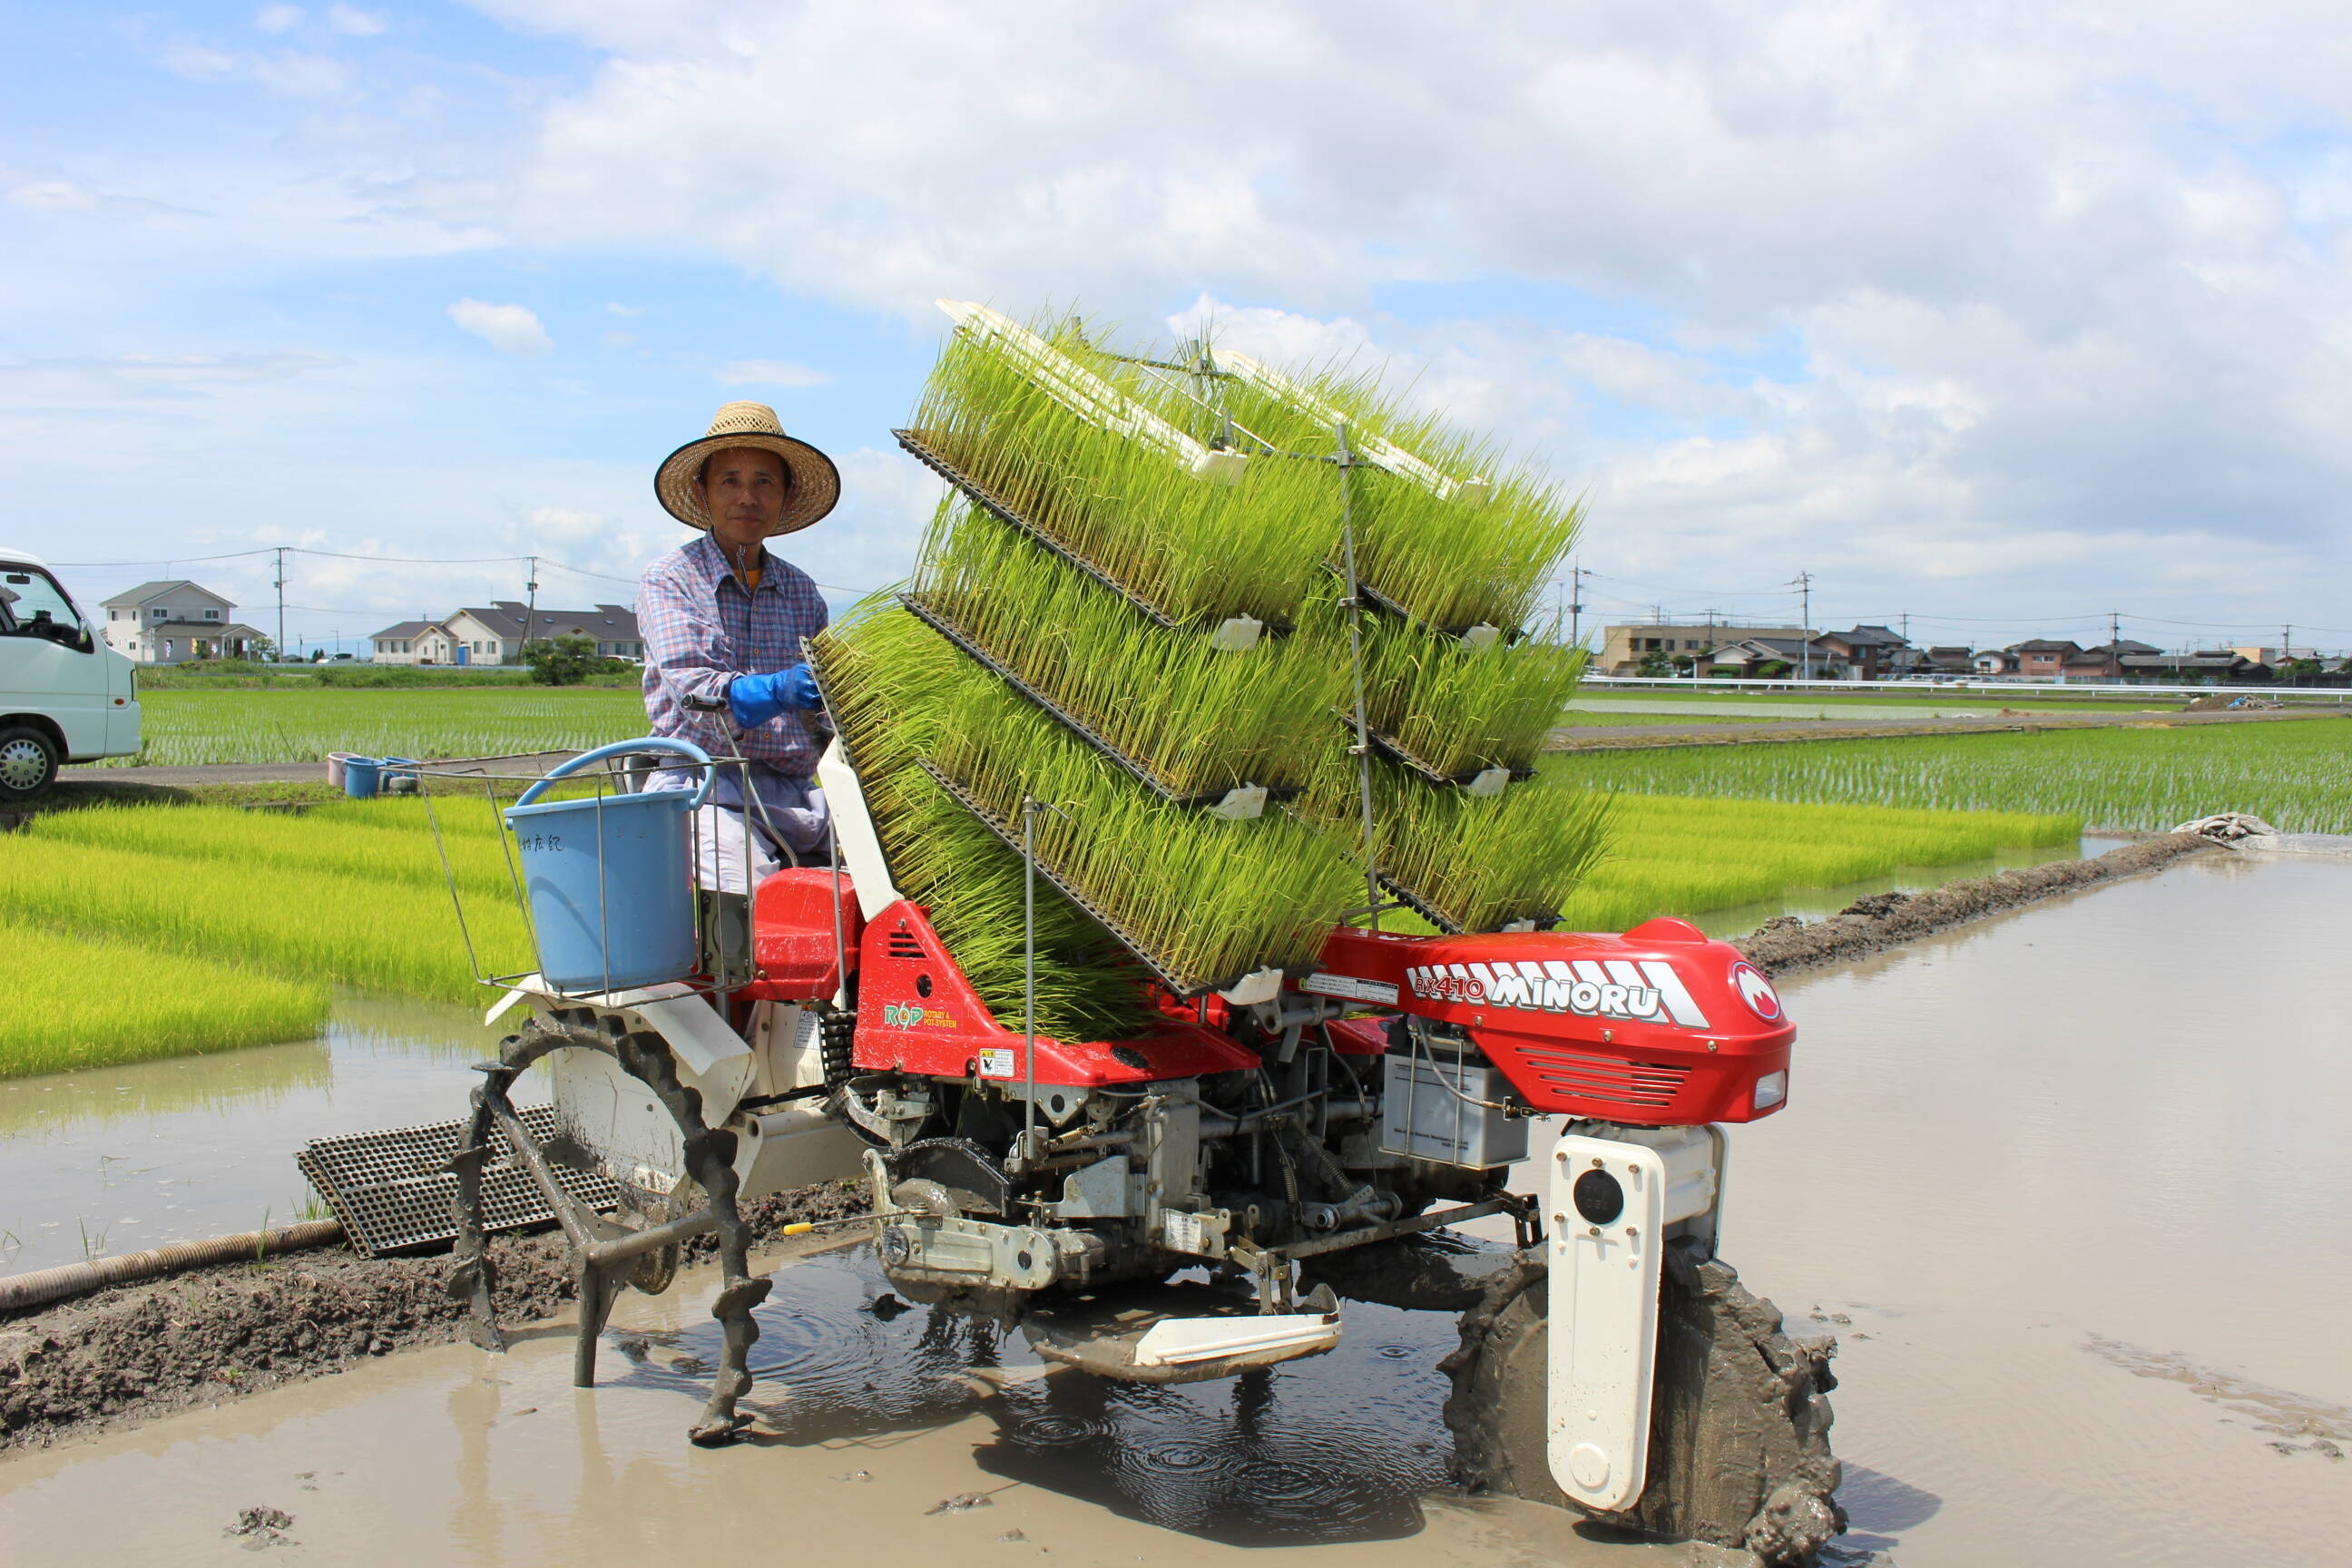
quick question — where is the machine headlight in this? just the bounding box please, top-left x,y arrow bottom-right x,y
1751,1070 -> 1788,1110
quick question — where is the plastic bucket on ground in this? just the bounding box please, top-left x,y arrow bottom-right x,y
342,757 -> 383,799
502,739 -> 713,994
325,751 -> 360,789
379,756 -> 422,796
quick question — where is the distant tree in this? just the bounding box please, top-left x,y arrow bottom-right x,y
1755,660 -> 1793,679
1637,650 -> 1673,678
525,634 -> 604,686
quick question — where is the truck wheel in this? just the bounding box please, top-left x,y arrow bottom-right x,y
0,725 -> 59,801
1440,1241 -> 1846,1565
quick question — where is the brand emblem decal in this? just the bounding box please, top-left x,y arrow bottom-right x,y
1730,962 -> 1781,1021
882,1002 -> 958,1029
1404,958 -> 1711,1029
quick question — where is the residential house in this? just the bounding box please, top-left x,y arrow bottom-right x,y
1598,623 -> 1808,674
1923,646 -> 1975,674
2008,640 -> 2081,680
2117,650 -> 2262,682
1972,649 -> 2016,675
369,620 -> 448,664
2061,640 -> 2161,680
99,580 -> 267,662
368,601 -> 644,666
1719,635 -> 1853,679
1813,625 -> 1916,679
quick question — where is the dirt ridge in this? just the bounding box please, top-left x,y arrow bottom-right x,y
0,1181 -> 863,1452
1734,832 -> 2219,975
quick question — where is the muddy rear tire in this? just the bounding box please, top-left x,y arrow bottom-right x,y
1441,1240 -> 1846,1565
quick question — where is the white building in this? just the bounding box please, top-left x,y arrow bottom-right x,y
369,602 -> 643,666
99,580 -> 266,663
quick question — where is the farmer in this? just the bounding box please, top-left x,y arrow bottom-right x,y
638,401 -> 839,892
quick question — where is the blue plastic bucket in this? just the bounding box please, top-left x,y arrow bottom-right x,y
342,757 -> 383,799
502,739 -> 713,993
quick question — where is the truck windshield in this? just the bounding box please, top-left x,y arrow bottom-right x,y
0,567 -> 87,641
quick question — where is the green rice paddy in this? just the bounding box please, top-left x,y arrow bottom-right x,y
1546,721 -> 2352,833
85,687 -> 648,768
0,921 -> 331,1079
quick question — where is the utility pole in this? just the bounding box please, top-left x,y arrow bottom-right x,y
1564,561 -> 1590,647
524,555 -> 541,661
1791,572 -> 1813,681
272,546 -> 287,663
2109,610 -> 2121,649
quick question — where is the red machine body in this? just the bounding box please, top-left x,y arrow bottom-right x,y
1307,917 -> 1794,1125
745,870 -> 1791,1125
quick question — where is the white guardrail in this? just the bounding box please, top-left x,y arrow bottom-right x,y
1581,674 -> 2351,703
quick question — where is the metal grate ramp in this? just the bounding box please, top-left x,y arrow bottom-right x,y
298,1103 -> 619,1259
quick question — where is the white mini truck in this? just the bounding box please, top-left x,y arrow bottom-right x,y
0,547 -> 140,799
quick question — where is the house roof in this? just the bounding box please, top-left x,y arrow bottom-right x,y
1728,636 -> 1842,660
103,579 -> 233,609
2012,639 -> 2081,653
450,601 -> 640,640
140,620 -> 267,638
369,620 -> 443,641
2119,653 -> 2248,670
1829,624 -> 1908,647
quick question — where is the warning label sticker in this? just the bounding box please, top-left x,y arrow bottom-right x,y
1300,972 -> 1400,1006
977,1047 -> 1015,1079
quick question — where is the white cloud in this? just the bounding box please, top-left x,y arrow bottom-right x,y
603,302 -> 643,317
327,5 -> 387,35
715,358 -> 828,388
254,5 -> 304,34
446,299 -> 554,356
162,38 -> 349,97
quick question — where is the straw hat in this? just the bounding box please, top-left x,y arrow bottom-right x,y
654,401 -> 841,535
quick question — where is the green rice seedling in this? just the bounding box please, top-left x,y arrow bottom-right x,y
1544,722 -> 2350,833
1300,601 -> 1586,778
1187,355 -> 1583,633
1371,774 -> 1615,932
926,672 -> 1367,990
0,919 -> 332,1078
913,313 -> 1340,626
26,804 -> 523,901
818,605 -> 1156,1040
912,500 -> 1347,797
0,836 -> 532,1001
834,602 -> 1364,993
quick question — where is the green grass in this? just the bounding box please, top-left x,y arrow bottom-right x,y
88,686 -> 650,766
0,920 -> 331,1079
1544,721 -> 2352,833
26,802 -> 525,899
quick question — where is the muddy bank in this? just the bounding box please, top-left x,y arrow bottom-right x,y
1733,832 -> 2218,976
0,1181 -> 863,1453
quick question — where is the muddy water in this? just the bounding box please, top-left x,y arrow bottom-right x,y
0,993 -> 505,1273
0,1238 -> 1676,1566
5,851 -> 2347,1567
1719,850 -> 2352,1563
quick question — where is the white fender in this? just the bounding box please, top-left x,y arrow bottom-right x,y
1545,1123 -> 1725,1513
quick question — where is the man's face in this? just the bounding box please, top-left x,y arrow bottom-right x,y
700,446 -> 789,554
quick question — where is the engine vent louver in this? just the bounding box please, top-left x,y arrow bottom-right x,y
1514,1047 -> 1689,1110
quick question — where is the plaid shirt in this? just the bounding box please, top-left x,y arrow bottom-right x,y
640,532 -> 830,779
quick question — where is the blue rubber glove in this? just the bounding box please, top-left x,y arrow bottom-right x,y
727,664 -> 821,730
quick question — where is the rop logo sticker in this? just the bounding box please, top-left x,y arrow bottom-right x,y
1729,961 -> 1782,1021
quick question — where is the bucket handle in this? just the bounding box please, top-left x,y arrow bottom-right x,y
514,738 -> 716,811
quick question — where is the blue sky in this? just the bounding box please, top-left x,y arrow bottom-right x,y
6,1 -> 2352,654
